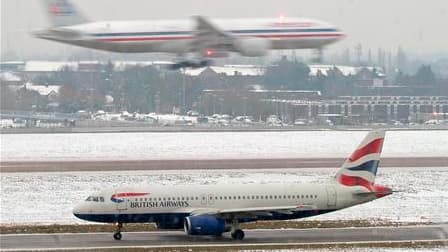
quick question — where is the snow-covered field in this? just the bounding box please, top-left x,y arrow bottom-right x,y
1,167 -> 447,224
243,248 -> 447,252
1,130 -> 448,161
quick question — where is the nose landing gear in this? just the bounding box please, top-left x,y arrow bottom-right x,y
113,222 -> 123,240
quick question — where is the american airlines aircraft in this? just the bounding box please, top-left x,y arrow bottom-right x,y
73,130 -> 393,241
36,0 -> 345,69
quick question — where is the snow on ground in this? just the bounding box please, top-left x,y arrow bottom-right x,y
1,167 -> 447,224
1,130 -> 448,161
243,248 -> 447,252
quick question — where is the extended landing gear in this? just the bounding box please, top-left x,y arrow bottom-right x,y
113,222 -> 123,240
168,59 -> 212,70
230,218 -> 245,240
231,229 -> 245,240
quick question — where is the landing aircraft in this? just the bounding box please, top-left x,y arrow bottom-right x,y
73,130 -> 393,240
36,0 -> 345,69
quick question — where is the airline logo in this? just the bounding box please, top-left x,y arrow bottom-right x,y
338,135 -> 384,191
49,0 -> 75,16
110,192 -> 149,203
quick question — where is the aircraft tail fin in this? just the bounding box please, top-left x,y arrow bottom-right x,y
335,130 -> 385,189
41,0 -> 88,27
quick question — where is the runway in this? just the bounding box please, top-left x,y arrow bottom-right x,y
2,157 -> 448,172
1,225 -> 447,251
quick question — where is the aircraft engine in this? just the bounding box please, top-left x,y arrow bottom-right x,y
184,215 -> 230,236
233,37 -> 271,57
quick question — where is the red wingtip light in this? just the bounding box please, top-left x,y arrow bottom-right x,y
206,49 -> 214,57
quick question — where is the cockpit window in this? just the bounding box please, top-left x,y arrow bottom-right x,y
85,196 -> 104,202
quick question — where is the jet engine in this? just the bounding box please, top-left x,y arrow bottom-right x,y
233,37 -> 271,57
184,215 -> 230,236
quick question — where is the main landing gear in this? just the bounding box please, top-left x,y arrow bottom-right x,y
113,222 -> 123,240
168,59 -> 212,70
231,229 -> 245,240
230,219 -> 245,240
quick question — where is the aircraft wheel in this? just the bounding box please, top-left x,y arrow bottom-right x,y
113,232 -> 122,240
231,229 -> 245,240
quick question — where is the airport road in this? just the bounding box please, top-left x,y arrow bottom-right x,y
1,157 -> 448,172
1,225 -> 447,251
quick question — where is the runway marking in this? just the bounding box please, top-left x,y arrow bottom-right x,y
1,240 -> 446,252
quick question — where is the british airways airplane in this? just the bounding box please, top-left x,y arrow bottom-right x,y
35,0 -> 345,69
73,131 -> 393,241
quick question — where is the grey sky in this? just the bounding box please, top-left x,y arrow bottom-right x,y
1,0 -> 448,60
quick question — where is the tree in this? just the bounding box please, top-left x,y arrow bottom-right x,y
413,65 -> 436,85
0,86 -> 17,110
263,57 -> 310,90
119,66 -> 160,113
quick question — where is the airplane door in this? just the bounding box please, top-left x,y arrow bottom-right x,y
115,192 -> 127,211
200,194 -> 207,206
326,186 -> 337,207
208,194 -> 215,205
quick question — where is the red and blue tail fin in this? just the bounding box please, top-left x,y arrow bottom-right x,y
41,0 -> 88,27
335,130 -> 385,190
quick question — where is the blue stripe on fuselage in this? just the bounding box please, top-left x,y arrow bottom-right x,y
90,28 -> 338,38
347,160 -> 379,175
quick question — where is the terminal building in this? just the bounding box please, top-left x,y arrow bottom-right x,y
200,90 -> 448,124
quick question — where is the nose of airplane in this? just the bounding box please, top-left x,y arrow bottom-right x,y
72,204 -> 86,219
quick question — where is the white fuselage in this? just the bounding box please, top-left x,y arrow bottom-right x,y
73,182 -> 373,227
37,17 -> 344,54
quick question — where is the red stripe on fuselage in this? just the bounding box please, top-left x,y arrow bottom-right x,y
112,192 -> 149,198
96,33 -> 345,42
349,138 -> 384,163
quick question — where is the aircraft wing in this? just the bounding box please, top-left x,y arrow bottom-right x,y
34,28 -> 84,41
190,205 -> 317,218
192,16 -> 235,55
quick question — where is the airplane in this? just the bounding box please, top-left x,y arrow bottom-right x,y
73,130 -> 393,241
35,0 -> 345,69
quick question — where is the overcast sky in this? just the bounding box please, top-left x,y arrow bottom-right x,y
1,0 -> 448,60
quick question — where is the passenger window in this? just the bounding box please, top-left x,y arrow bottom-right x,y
92,197 -> 99,202
195,197 -> 199,200
100,197 -> 104,202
